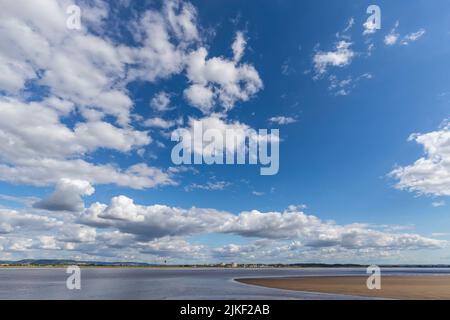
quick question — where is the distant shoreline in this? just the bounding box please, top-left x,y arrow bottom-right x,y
2,259 -> 450,269
1,264 -> 450,269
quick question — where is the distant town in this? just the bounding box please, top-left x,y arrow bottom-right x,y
1,259 -> 449,268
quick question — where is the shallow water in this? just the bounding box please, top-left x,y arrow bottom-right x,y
0,267 -> 449,299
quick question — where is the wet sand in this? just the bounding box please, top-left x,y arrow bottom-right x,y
237,276 -> 450,299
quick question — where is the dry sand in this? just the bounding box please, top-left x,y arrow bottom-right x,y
236,276 -> 450,299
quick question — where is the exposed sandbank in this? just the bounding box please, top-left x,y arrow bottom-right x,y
236,276 -> 450,299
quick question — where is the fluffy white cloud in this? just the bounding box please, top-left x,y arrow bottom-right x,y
164,0 -> 199,42
74,121 -> 151,152
176,115 -> 275,156
384,21 -> 400,46
384,34 -> 398,46
0,208 -> 60,233
311,21 -> 374,95
384,21 -> 425,46
143,117 -> 182,129
39,236 -> 59,250
219,209 -> 444,250
0,97 -> 149,158
138,237 -> 205,258
269,116 -> 297,125
363,19 -> 377,35
184,32 -> 263,113
184,84 -> 215,113
327,73 -> 372,96
211,239 -> 426,263
185,181 -> 230,191
124,0 -> 200,83
313,41 -> 354,75
0,0 -> 137,125
80,195 -> 232,240
10,238 -> 34,251
401,29 -> 426,45
150,91 -> 172,112
384,23 -> 424,46
391,122 -> 450,196
0,159 -> 174,189
58,225 -> 97,243
432,201 -> 445,208
0,223 -> 14,234
232,31 -> 246,62
0,0 -> 199,115
79,195 -> 445,253
343,17 -> 354,33
34,179 -> 95,212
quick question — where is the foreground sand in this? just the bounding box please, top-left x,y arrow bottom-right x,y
236,276 -> 450,299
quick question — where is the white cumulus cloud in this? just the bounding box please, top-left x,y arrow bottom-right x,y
33,178 -> 95,212
391,122 -> 450,196
313,41 -> 355,75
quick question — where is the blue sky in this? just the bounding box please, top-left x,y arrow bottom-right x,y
0,0 -> 450,264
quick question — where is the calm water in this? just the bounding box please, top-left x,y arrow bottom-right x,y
0,267 -> 449,300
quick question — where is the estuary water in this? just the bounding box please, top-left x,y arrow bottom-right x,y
0,267 -> 449,299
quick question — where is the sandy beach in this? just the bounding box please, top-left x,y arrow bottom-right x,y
236,276 -> 450,299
